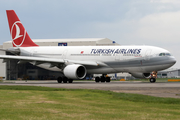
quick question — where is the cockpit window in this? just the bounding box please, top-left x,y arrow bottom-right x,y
166,53 -> 171,56
159,53 -> 171,56
159,53 -> 165,56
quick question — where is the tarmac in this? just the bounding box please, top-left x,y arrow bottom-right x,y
1,80 -> 180,98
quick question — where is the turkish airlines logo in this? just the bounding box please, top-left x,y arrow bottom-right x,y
11,21 -> 26,47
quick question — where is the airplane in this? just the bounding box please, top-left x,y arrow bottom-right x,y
0,10 -> 176,83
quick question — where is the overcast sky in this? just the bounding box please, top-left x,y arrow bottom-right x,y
0,0 -> 180,68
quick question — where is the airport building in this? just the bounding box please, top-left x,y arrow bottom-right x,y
158,68 -> 180,78
0,38 -> 119,80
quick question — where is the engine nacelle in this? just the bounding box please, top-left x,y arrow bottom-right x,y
63,64 -> 86,80
130,72 -> 151,79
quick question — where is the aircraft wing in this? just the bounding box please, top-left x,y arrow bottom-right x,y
0,55 -> 99,67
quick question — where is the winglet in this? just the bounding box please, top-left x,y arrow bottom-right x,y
6,10 -> 38,47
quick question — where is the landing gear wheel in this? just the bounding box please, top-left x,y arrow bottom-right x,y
105,77 -> 111,82
95,77 -> 100,82
100,76 -> 105,82
150,78 -> 156,83
68,79 -> 73,83
57,77 -> 62,83
63,77 -> 68,83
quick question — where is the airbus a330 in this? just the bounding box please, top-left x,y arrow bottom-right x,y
0,10 -> 176,83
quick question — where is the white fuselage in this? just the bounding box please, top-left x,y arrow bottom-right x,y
18,45 -> 176,74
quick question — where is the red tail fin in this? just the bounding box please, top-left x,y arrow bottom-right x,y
6,10 -> 38,47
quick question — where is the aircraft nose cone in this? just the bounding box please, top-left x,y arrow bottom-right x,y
170,56 -> 176,65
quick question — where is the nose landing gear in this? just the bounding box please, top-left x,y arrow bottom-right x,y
149,71 -> 157,83
149,78 -> 156,83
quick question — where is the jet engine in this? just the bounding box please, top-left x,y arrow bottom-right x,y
63,64 -> 86,79
130,72 -> 151,79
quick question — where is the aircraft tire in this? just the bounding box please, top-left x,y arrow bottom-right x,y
57,77 -> 62,83
63,77 -> 68,83
150,78 -> 156,83
106,77 -> 111,82
69,79 -> 73,83
101,76 -> 105,82
95,77 -> 100,82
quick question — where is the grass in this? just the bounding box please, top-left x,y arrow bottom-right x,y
0,86 -> 180,120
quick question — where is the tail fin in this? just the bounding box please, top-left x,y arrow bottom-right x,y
6,10 -> 38,47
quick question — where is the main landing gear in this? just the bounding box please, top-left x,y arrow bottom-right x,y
95,74 -> 111,83
57,76 -> 73,83
57,74 -> 111,83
